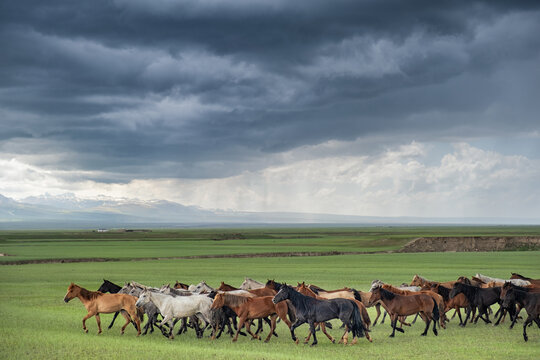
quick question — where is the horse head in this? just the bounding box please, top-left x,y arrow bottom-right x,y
63,282 -> 78,303
272,283 -> 290,304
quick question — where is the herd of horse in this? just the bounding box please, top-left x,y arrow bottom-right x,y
63,272 -> 540,345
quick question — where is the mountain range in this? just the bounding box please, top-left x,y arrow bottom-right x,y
0,193 -> 538,229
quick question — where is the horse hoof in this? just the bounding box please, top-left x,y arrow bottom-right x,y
389,334 -> 394,338
332,339 -> 336,344
421,333 -> 427,336
310,343 -> 317,347
84,329 -> 88,334
295,339 -> 299,345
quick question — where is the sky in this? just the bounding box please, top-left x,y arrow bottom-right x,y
1,0 -> 540,219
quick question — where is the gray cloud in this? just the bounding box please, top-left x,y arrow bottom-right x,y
1,1 -> 540,181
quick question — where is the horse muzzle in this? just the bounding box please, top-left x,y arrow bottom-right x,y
63,297 -> 70,303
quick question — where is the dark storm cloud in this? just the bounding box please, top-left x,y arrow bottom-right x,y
1,0 -> 540,180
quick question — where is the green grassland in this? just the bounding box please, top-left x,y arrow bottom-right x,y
2,226 -> 540,262
1,227 -> 540,359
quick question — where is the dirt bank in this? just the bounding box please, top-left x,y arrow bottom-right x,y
399,236 -> 540,253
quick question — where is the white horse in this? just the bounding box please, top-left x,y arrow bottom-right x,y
136,289 -> 213,339
474,273 -> 530,286
240,277 -> 265,290
188,281 -> 215,293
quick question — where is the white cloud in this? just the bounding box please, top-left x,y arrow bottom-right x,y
1,141 -> 539,219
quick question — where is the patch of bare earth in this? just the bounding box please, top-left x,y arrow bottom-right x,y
399,236 -> 540,253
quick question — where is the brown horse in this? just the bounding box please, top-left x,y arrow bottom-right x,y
63,283 -> 142,336
369,286 -> 439,337
217,282 -> 240,291
426,283 -> 472,326
411,274 -> 456,289
381,284 -> 447,329
210,293 -> 292,342
296,283 -> 372,343
511,273 -> 540,286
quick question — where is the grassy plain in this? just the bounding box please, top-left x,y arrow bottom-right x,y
1,227 -> 539,359
2,226 -> 540,262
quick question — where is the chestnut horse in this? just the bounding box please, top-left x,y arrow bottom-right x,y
211,293 -> 292,342
63,283 -> 142,336
369,286 -> 439,337
218,282 -> 240,291
511,273 -> 540,287
381,284 -> 446,329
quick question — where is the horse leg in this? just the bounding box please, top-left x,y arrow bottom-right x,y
233,315 -> 247,342
82,312 -> 95,333
381,311 -> 387,324
309,320 -> 318,346
389,316 -> 397,337
289,320 -> 303,344
372,303 -> 381,326
245,320 -> 259,340
419,312 -> 429,336
523,315 -> 532,342
494,307 -> 505,326
320,322 -> 335,343
119,311 -> 131,335
95,314 -> 102,334
412,313 -> 419,324
108,311 -> 119,329
456,307 -> 464,326
264,315 -> 277,343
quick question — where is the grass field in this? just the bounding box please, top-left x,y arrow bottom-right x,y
2,226 -> 540,262
1,227 -> 539,359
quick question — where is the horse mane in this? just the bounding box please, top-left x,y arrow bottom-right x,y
378,286 -> 396,300
281,285 -> 315,315
382,284 -> 406,295
77,285 -> 103,300
297,284 -> 318,298
308,284 -> 326,293
435,285 -> 450,301
221,293 -> 250,307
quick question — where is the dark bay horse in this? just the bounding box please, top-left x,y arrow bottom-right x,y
273,285 -> 367,346
502,286 -> 540,341
449,282 -> 501,325
64,283 -> 142,336
369,286 -> 439,337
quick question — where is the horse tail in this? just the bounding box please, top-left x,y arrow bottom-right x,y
136,306 -> 144,322
285,300 -> 297,324
349,301 -> 366,339
352,289 -> 363,303
359,303 -> 371,329
432,298 -> 440,322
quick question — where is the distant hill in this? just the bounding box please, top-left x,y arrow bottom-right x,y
0,193 -> 538,229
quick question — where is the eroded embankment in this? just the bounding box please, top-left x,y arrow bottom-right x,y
399,236 -> 540,253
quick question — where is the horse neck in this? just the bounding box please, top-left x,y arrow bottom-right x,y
298,286 -> 318,299
107,282 -> 122,293
511,289 -> 528,306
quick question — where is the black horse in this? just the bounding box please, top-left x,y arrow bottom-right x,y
502,286 -> 540,341
272,284 -> 367,346
449,282 -> 501,325
97,279 -> 138,331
